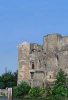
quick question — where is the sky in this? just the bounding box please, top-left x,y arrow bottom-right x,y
0,0 -> 68,75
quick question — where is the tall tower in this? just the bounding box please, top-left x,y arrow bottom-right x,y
17,41 -> 45,87
17,41 -> 30,84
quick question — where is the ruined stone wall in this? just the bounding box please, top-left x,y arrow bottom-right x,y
43,34 -> 62,54
29,44 -> 44,82
18,34 -> 68,87
18,41 -> 45,87
43,34 -> 62,82
43,34 -> 68,83
58,37 -> 68,74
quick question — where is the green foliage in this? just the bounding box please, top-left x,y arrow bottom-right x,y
13,69 -> 68,99
0,82 -> 5,89
0,76 -> 5,88
24,86 -> 46,99
52,69 -> 68,100
52,85 -> 67,100
55,69 -> 67,86
13,81 -> 31,98
0,69 -> 68,99
0,70 -> 18,88
28,86 -> 41,98
39,88 -> 46,98
12,70 -> 18,86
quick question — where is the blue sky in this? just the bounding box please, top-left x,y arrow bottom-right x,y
0,0 -> 68,75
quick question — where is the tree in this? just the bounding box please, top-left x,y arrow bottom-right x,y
55,69 -> 67,86
52,69 -> 68,100
13,81 -> 31,98
12,70 -> 18,86
0,76 -> 5,89
1,70 -> 18,88
2,71 -> 14,88
0,82 -> 5,89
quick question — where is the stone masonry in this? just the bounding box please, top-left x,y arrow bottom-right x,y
17,33 -> 68,88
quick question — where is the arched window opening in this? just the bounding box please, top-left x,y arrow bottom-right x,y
32,63 -> 34,69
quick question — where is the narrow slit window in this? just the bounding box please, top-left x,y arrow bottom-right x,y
57,55 -> 59,60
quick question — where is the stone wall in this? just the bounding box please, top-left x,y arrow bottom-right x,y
17,34 -> 68,87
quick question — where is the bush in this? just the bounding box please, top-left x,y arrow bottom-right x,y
28,86 -> 41,98
24,86 -> 46,99
13,81 -> 31,98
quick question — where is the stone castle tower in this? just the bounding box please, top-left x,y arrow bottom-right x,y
17,34 -> 68,87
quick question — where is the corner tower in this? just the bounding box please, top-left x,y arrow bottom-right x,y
17,41 -> 30,84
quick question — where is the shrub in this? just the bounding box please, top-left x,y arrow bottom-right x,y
24,86 -> 46,99
13,81 -> 31,98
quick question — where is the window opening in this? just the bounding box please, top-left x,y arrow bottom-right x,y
31,73 -> 34,79
30,82 -> 31,86
32,49 -> 35,53
45,63 -> 46,67
50,75 -> 51,79
57,55 -> 59,60
32,63 -> 34,69
38,50 -> 41,52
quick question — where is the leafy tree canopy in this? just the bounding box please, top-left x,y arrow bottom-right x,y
13,81 -> 31,98
0,70 -> 18,88
55,69 -> 67,87
52,69 -> 68,100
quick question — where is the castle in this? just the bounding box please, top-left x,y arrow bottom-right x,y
17,34 -> 68,88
